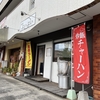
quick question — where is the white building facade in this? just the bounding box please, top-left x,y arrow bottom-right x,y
1,0 -> 100,99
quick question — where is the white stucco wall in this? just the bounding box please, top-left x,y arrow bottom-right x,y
5,1 -> 28,40
52,62 -> 58,83
43,42 -> 53,79
4,0 -> 94,40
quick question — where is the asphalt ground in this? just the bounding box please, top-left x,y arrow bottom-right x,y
0,73 -> 67,100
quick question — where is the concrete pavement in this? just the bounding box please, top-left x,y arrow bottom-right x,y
15,76 -> 69,98
0,73 -> 67,100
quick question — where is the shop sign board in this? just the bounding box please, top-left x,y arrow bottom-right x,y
20,13 -> 36,31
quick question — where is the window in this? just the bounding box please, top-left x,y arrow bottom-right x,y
54,41 -> 71,62
29,0 -> 35,10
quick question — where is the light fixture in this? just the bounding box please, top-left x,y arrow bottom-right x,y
3,25 -> 19,31
56,18 -> 58,20
3,26 -> 8,29
12,40 -> 14,42
38,30 -> 40,35
21,11 -> 41,21
86,24 -> 92,31
21,11 -> 27,16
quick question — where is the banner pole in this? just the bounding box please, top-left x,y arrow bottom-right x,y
71,27 -> 73,90
82,84 -> 84,91
66,27 -> 77,100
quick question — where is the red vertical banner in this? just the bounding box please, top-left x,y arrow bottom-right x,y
73,24 -> 90,84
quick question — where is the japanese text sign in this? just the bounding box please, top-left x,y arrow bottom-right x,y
25,41 -> 32,69
73,24 -> 90,84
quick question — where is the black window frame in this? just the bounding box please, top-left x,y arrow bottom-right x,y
53,39 -> 71,62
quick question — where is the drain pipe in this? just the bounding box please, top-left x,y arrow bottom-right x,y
49,41 -> 53,82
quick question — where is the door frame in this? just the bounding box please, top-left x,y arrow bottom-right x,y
34,45 -> 45,76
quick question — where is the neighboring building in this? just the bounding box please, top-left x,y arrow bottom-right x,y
0,0 -> 24,73
0,0 -> 100,99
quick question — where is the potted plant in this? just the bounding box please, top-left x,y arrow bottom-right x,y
2,67 -> 7,74
11,70 -> 16,77
6,67 -> 12,76
11,62 -> 19,77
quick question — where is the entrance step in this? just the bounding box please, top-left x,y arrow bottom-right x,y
15,76 -> 69,98
26,76 -> 49,82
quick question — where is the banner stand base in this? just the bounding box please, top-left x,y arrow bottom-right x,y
67,89 -> 77,100
78,91 -> 89,100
